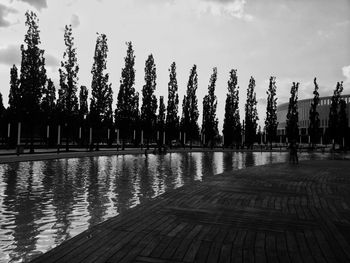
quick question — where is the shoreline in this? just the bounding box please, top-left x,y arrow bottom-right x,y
0,146 -> 337,164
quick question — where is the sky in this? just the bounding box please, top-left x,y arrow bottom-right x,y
0,0 -> 349,131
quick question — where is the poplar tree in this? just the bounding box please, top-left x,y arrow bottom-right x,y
90,33 -> 113,147
58,25 -> 79,150
0,93 -> 4,139
157,96 -> 166,144
286,82 -> 299,142
41,78 -> 56,123
0,93 -> 4,116
19,11 -> 47,152
79,85 -> 88,121
202,67 -> 218,148
265,76 -> 278,147
58,25 -> 79,120
141,54 -> 157,147
308,78 -> 320,147
338,99 -> 348,148
9,64 -> 20,119
78,85 -> 88,145
223,69 -> 241,147
165,62 -> 179,143
115,42 -> 139,147
328,81 -> 343,146
180,65 -> 199,146
244,77 -> 258,148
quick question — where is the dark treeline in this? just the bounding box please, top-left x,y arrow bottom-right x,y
0,11 -> 349,151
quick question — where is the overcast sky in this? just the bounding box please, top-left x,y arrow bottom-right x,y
0,0 -> 349,130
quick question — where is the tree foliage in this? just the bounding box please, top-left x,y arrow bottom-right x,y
9,64 -> 20,118
41,78 -> 56,122
202,67 -> 218,147
265,76 -> 278,145
286,82 -> 299,142
90,33 -> 113,127
180,65 -> 199,143
19,11 -> 47,121
158,96 -> 166,132
115,42 -> 139,138
58,24 -> 79,122
223,69 -> 241,147
328,81 -> 343,144
338,99 -> 348,145
308,77 -> 320,145
141,54 -> 157,142
244,77 -> 258,147
79,85 -> 88,121
165,62 -> 179,141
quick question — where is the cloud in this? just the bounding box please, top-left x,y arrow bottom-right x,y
198,0 -> 253,21
342,65 -> 350,83
0,44 -> 21,65
0,44 -> 59,70
0,3 -> 18,27
71,14 -> 80,28
17,0 -> 47,10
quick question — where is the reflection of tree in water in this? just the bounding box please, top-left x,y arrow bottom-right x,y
223,152 -> 233,173
201,152 -> 215,179
2,162 -> 45,262
163,153 -> 178,190
86,157 -> 111,228
155,154 -> 166,196
138,156 -> 156,204
180,152 -> 197,184
113,155 -> 139,214
244,151 -> 255,168
51,159 -> 76,243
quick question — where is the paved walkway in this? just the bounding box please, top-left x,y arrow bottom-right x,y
30,160 -> 350,263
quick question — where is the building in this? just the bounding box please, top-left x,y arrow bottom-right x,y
276,94 -> 350,143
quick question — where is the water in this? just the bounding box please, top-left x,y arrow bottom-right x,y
0,151 -> 341,262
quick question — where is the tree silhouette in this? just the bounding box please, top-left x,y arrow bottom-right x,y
328,81 -> 343,147
157,96 -> 166,144
58,25 -> 80,150
223,69 -> 241,148
180,65 -> 199,146
308,78 -> 320,147
90,33 -> 112,149
286,82 -> 299,142
58,25 -> 79,120
41,78 -> 56,123
338,99 -> 348,148
19,11 -> 47,152
115,42 -> 139,149
0,93 -> 5,140
0,93 -> 4,117
244,77 -> 258,148
265,76 -> 278,148
78,85 -> 88,121
165,62 -> 179,144
78,85 -> 88,145
9,64 -> 20,120
202,67 -> 218,148
141,54 -> 157,148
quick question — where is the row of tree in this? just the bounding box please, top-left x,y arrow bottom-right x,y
0,11 -> 348,151
285,78 -> 348,148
